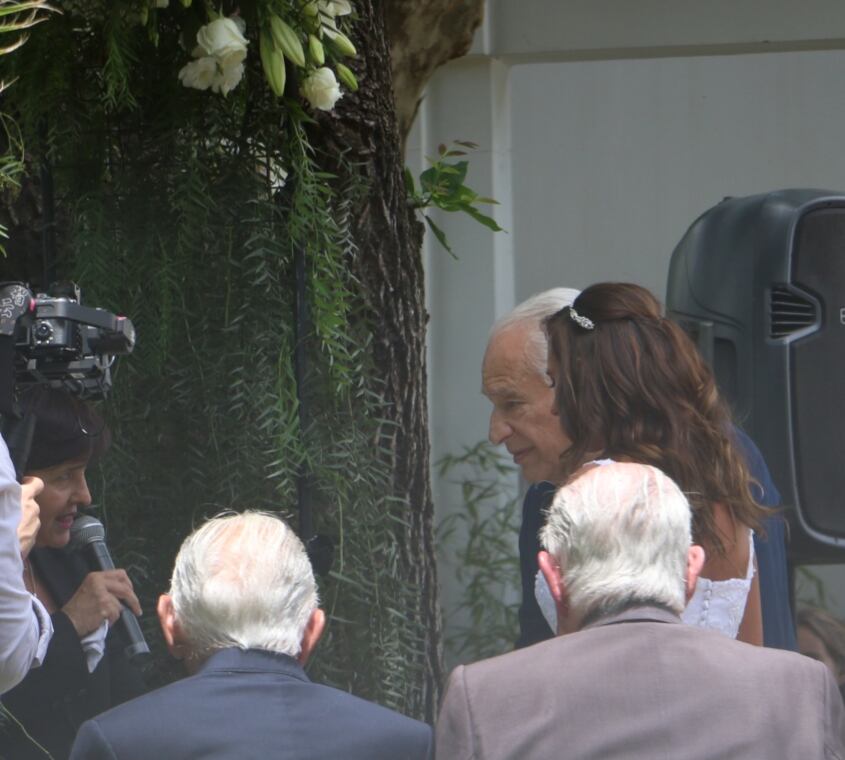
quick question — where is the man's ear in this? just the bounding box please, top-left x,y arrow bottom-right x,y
685,545 -> 706,602
538,550 -> 569,633
157,594 -> 185,658
298,608 -> 326,666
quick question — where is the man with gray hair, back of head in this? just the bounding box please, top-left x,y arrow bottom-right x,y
436,462 -> 845,760
71,512 -> 432,760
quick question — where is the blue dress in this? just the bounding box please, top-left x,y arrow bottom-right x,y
516,429 -> 796,650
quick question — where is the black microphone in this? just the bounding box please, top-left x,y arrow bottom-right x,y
69,515 -> 150,662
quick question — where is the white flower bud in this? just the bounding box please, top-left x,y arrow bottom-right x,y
322,27 -> 356,57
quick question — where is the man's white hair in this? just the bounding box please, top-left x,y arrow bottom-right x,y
169,511 -> 318,659
540,462 -> 693,621
489,287 -> 579,374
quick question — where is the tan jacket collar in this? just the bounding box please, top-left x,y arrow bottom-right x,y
582,604 -> 681,631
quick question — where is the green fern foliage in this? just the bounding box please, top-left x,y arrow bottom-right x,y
437,441 -> 521,664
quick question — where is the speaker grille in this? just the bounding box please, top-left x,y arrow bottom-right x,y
769,286 -> 817,339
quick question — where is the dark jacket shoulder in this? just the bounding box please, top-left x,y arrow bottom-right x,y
73,648 -> 431,760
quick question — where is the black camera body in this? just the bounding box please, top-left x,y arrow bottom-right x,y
0,281 -> 135,476
9,282 -> 135,399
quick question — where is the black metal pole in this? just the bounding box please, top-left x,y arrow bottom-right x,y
293,237 -> 313,543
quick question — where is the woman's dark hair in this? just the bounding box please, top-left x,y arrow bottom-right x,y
19,387 -> 111,472
544,282 -> 767,554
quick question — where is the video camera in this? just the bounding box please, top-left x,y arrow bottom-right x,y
0,281 -> 135,475
6,282 -> 135,399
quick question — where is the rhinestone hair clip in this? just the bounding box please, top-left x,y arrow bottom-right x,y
568,307 -> 595,330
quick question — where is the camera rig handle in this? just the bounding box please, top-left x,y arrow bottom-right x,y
33,298 -> 135,354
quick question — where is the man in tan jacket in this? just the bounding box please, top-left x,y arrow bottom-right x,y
436,462 -> 845,760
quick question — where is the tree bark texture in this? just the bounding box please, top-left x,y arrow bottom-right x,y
385,0 -> 486,145
315,0 -> 447,719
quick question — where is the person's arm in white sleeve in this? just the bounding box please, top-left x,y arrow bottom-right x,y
0,436 -> 51,694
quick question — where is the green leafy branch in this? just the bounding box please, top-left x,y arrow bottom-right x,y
0,124 -> 21,253
405,140 -> 503,258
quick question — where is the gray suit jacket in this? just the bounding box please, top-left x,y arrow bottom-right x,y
436,605 -> 845,760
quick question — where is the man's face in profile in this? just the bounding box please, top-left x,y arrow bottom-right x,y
482,324 -> 571,484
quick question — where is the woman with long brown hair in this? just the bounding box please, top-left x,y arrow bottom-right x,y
543,282 -> 769,644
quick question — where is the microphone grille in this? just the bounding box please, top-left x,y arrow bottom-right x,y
68,514 -> 106,550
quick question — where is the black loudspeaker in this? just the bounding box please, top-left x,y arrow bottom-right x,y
666,189 -> 845,563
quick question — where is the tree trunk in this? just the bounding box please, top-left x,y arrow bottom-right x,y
316,0 -> 446,719
386,0 -> 486,145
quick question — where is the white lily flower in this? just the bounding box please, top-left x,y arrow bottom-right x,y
180,16 -> 249,96
197,17 -> 248,68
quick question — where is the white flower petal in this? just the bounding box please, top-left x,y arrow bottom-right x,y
231,15 -> 247,35
329,0 -> 352,16
213,62 -> 245,96
178,56 -> 217,90
317,0 -> 352,17
301,66 -> 343,111
197,17 -> 248,58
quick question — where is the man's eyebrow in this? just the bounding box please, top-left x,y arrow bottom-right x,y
482,384 -> 522,399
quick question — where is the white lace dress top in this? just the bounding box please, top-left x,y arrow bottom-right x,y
680,528 -> 755,639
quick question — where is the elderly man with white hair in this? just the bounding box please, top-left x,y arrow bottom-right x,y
482,287 -> 794,650
436,462 -> 845,760
482,288 -> 577,647
70,511 -> 432,760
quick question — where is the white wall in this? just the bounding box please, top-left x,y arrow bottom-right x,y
510,51 -> 845,299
